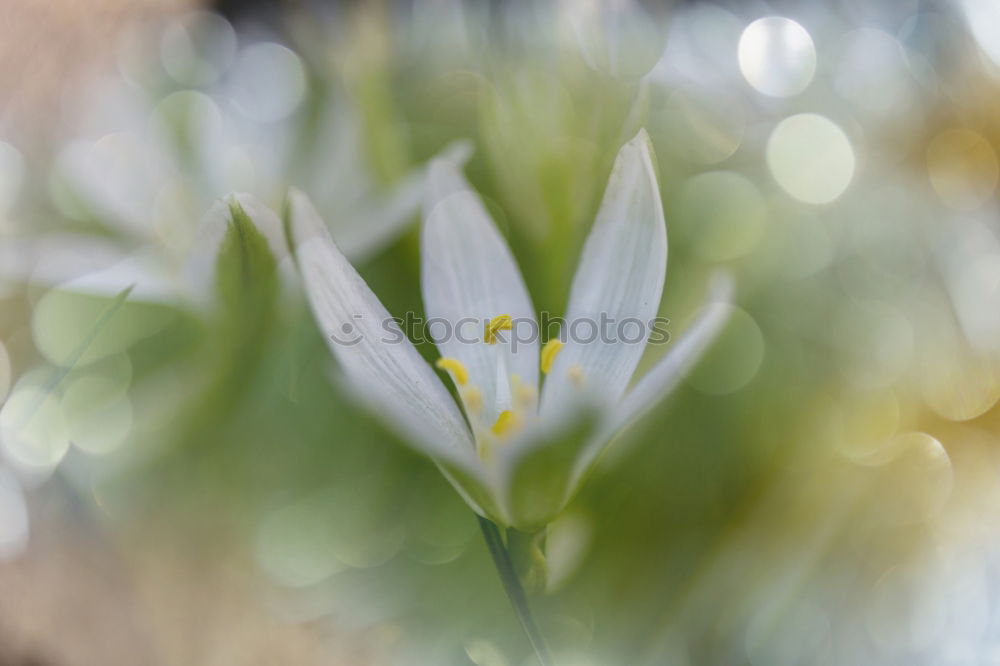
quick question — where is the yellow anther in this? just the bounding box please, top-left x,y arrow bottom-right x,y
491,410 -> 519,437
484,314 -> 513,345
568,364 -> 585,387
540,339 -> 564,374
477,440 -> 493,461
462,387 -> 483,414
518,384 -> 537,407
511,374 -> 536,407
435,357 -> 468,386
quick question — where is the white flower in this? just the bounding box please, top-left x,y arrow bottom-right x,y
559,0 -> 666,80
2,68 -> 469,308
290,129 -> 731,530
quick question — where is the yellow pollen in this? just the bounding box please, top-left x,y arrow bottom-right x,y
477,440 -> 493,461
435,357 -> 468,386
511,374 -> 536,407
491,410 -> 518,437
540,339 -> 564,374
484,314 -> 513,345
568,364 -> 585,387
462,387 -> 483,413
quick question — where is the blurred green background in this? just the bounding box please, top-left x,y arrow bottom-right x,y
1,1 -> 1000,664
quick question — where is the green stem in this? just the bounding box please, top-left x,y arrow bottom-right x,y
477,516 -> 554,666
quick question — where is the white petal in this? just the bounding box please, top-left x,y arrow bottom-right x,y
421,157 -> 539,424
557,274 -> 733,511
57,134 -> 167,238
0,234 -> 131,287
288,189 -> 477,465
542,128 -> 667,415
333,174 -> 422,260
184,193 -> 294,307
56,254 -> 177,304
335,140 -> 474,261
611,272 -> 733,432
494,397 -> 604,531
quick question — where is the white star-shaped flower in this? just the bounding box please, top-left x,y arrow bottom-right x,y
290,129 -> 731,530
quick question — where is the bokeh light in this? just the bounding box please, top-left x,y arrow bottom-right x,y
0,371 -> 70,476
0,468 -> 28,560
687,305 -> 765,395
674,170 -> 767,261
767,113 -> 856,204
738,17 -> 816,98
926,128 -> 999,211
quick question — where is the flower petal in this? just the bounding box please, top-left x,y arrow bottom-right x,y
495,400 -> 603,531
57,134 -> 167,238
421,157 -> 539,425
55,254 -> 177,304
185,193 -> 293,308
611,272 -> 733,433
287,189 -> 477,466
336,139 -> 473,261
541,128 -> 667,415
561,274 -> 732,496
0,234 -> 134,290
513,274 -> 732,525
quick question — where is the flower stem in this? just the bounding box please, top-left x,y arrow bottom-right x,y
477,516 -> 554,666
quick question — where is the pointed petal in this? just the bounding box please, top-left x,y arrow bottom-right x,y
435,460 -> 509,526
288,189 -> 476,466
333,173 -> 421,260
542,129 -> 667,415
561,274 -> 733,495
495,400 -> 603,531
612,273 -> 733,431
421,157 -> 539,424
56,134 -> 165,238
56,254 -> 177,303
0,234 -> 132,288
335,139 -> 474,261
504,275 -> 732,527
184,193 -> 294,308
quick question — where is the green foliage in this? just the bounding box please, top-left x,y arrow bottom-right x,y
214,200 -> 279,326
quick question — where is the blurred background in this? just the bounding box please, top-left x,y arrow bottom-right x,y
2,0 -> 1000,664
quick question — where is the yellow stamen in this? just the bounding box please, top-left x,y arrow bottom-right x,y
484,314 -> 513,345
462,387 -> 483,414
491,410 -> 518,437
511,374 -> 536,407
435,357 -> 468,386
540,339 -> 564,374
568,364 -> 585,387
477,440 -> 493,461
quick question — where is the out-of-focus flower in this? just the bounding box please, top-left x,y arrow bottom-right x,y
560,0 -> 666,80
290,130 -> 730,530
2,21 -> 469,308
16,104 -> 467,305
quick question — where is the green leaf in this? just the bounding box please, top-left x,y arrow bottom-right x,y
214,199 -> 279,323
